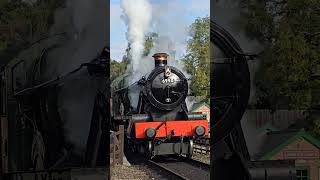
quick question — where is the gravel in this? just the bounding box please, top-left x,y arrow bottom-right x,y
111,164 -> 169,180
192,153 -> 210,165
150,157 -> 210,180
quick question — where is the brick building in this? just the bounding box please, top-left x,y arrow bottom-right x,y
256,127 -> 320,180
191,102 -> 210,124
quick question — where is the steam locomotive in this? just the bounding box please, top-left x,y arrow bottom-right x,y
111,53 -> 208,159
0,39 -> 109,179
211,21 -> 296,179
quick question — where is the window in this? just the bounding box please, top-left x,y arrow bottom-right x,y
296,168 -> 309,180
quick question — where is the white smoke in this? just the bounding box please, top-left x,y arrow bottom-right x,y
149,36 -> 189,77
41,0 -> 108,157
120,0 -> 201,109
150,0 -> 190,57
121,0 -> 152,83
45,0 -> 108,77
120,0 -> 153,109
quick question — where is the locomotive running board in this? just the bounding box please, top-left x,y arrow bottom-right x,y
135,120 -> 208,139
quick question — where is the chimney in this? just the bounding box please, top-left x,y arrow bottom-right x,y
152,53 -> 168,67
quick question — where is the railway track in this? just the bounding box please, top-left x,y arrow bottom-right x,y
124,144 -> 210,180
148,157 -> 210,180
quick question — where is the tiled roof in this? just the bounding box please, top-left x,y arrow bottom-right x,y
255,129 -> 320,160
191,101 -> 210,112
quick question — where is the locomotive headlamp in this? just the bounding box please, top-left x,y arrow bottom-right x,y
194,126 -> 206,136
158,56 -> 165,61
145,128 -> 157,139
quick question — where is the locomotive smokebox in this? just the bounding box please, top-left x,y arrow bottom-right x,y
152,53 -> 168,67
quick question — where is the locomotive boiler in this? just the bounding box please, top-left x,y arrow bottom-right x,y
111,53 -> 208,159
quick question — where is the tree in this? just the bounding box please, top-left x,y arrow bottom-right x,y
240,0 -> 320,109
110,59 -> 129,81
111,32 -> 158,81
143,32 -> 158,56
0,0 -> 64,59
182,16 -> 210,98
240,0 -> 320,133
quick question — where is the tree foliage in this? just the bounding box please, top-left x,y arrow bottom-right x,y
110,59 -> 129,81
240,0 -> 320,134
182,16 -> 210,98
143,32 -> 158,56
111,32 -> 158,81
241,0 -> 320,110
0,0 -> 64,53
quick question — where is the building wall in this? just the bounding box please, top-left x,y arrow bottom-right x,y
295,159 -> 320,180
193,106 -> 210,122
271,138 -> 320,180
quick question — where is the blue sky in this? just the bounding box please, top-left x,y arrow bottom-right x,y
110,0 -> 209,61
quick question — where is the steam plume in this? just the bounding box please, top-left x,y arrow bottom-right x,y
42,0 -> 107,157
121,0 -> 152,83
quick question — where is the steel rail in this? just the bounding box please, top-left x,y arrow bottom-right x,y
148,160 -> 188,180
148,158 -> 210,180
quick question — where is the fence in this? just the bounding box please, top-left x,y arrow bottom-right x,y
0,25 -> 14,38
191,110 -> 305,155
110,125 -> 124,166
243,109 -> 306,129
193,137 -> 210,155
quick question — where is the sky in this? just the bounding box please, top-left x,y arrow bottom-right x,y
110,0 -> 210,61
